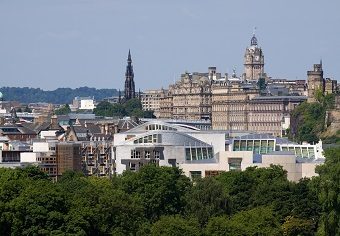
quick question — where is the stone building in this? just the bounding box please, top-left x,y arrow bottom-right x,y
159,72 -> 212,120
307,61 -> 337,102
243,33 -> 265,81
211,81 -> 307,136
140,89 -> 168,118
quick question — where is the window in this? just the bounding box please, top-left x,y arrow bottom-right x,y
130,162 -> 136,171
145,150 -> 150,158
153,150 -> 160,159
190,171 -> 202,180
134,134 -> 162,144
131,150 -> 141,159
185,148 -> 191,160
228,158 -> 242,171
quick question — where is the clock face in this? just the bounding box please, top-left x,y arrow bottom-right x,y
255,55 -> 260,61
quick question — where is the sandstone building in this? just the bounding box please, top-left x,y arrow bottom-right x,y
307,61 -> 337,102
159,72 -> 212,120
243,33 -> 265,81
140,89 -> 168,118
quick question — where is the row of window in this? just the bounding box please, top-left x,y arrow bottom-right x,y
185,147 -> 213,161
133,134 -> 162,144
233,140 -> 276,154
145,124 -> 176,131
281,146 -> 315,159
131,150 -> 161,159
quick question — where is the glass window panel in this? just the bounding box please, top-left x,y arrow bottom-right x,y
197,148 -> 203,160
185,148 -> 191,161
190,171 -> 202,181
302,147 -> 308,158
260,140 -> 267,154
240,140 -> 247,151
229,158 -> 242,171
296,148 -> 302,158
308,148 -> 315,158
192,148 -> 197,160
247,141 -> 253,151
254,140 -> 260,154
208,148 -> 213,158
202,148 -> 207,159
233,140 -> 240,151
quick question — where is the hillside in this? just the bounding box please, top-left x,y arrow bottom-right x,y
0,87 -> 118,104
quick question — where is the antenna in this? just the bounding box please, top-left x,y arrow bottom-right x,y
253,26 -> 257,36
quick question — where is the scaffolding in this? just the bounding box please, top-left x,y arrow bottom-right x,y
81,141 -> 114,177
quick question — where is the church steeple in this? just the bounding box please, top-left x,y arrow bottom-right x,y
124,49 -> 135,100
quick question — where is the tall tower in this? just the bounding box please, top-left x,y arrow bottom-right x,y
307,61 -> 324,102
124,50 -> 135,100
243,32 -> 264,81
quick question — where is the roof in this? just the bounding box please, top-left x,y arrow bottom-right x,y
118,118 -> 139,131
85,123 -> 101,134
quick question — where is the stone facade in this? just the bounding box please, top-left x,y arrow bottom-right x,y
307,62 -> 337,102
243,34 -> 265,81
211,81 -> 306,136
159,72 -> 212,120
140,89 -> 168,118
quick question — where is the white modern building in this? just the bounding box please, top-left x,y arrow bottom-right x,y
113,120 -> 324,181
72,97 -> 95,110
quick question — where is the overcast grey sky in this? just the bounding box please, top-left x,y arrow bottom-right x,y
0,0 -> 339,91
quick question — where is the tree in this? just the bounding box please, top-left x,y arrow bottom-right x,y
93,101 -> 114,117
205,207 -> 282,236
290,102 -> 325,143
185,177 -> 230,226
55,104 -> 71,115
150,215 -> 200,236
315,147 -> 340,236
282,216 -> 315,236
143,110 -> 156,118
117,165 -> 191,221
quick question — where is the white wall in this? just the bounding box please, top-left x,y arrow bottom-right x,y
33,142 -> 50,152
80,99 -> 95,110
40,130 -> 57,139
20,152 -> 37,163
188,132 -> 226,154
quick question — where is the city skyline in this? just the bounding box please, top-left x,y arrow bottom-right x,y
0,0 -> 339,90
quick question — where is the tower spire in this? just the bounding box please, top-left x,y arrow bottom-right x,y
124,49 -> 135,100
128,49 -> 132,63
251,27 -> 258,46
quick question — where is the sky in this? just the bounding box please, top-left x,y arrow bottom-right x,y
0,0 -> 339,91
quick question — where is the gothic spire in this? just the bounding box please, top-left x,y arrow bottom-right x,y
124,50 -> 135,100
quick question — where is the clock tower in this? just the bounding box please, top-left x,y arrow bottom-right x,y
243,33 -> 265,81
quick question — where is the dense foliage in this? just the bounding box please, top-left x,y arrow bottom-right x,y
0,87 -> 118,104
0,148 -> 339,235
289,93 -> 336,144
93,98 -> 155,118
290,102 -> 326,143
55,104 -> 71,115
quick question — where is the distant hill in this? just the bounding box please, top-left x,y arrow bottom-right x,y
0,87 -> 118,104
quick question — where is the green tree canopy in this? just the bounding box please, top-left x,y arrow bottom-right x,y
205,207 -> 282,236
55,104 -> 71,115
315,147 -> 340,236
116,165 -> 191,221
